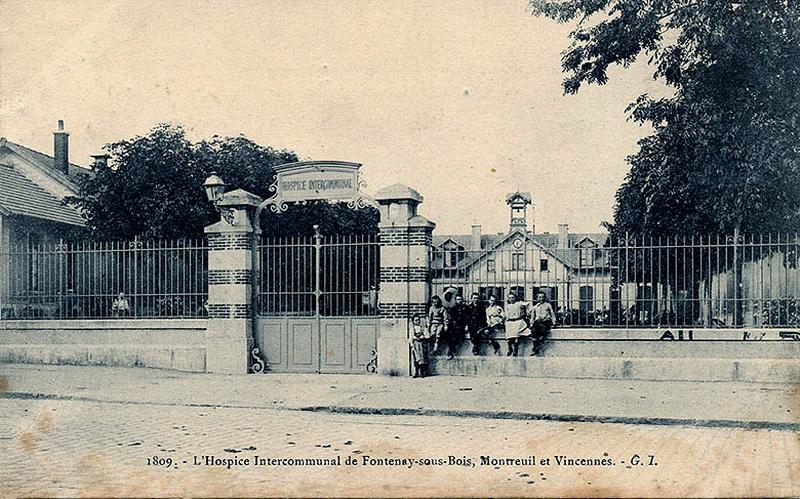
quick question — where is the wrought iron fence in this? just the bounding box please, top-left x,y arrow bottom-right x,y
258,231 -> 380,317
0,238 -> 208,319
431,233 -> 800,328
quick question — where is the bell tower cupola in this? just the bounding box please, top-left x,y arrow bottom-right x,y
506,191 -> 533,233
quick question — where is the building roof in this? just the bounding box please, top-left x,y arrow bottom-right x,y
433,231 -> 610,269
0,164 -> 85,226
0,138 -> 91,187
433,232 -> 608,249
0,138 -> 89,226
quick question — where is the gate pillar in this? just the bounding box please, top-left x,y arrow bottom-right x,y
204,189 -> 262,374
374,184 -> 435,376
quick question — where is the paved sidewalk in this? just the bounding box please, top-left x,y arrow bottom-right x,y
0,363 -> 798,429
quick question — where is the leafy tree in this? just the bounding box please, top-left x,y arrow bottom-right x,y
531,0 -> 800,238
532,1 -> 800,326
68,124 -> 378,240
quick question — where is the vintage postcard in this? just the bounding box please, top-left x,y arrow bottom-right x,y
1,0 -> 798,497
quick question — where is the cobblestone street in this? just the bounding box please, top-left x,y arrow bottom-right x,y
2,395 -> 798,497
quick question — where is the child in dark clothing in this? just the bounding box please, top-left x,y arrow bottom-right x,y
410,314 -> 429,378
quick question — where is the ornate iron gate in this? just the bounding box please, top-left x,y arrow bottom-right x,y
253,228 -> 380,373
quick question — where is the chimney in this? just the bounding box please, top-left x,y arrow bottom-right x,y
91,154 -> 110,169
54,120 -> 69,174
558,224 -> 569,249
471,224 -> 482,251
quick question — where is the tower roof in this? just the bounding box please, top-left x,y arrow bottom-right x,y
505,191 -> 532,205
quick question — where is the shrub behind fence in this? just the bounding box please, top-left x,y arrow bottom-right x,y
0,238 -> 208,319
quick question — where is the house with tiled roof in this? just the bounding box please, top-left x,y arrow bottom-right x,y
0,121 -> 91,249
0,121 -> 96,316
431,191 -> 613,319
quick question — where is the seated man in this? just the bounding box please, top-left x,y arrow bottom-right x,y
530,291 -> 555,356
446,295 -> 469,359
466,292 -> 500,355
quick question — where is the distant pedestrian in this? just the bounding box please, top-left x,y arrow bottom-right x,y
410,314 -> 430,378
112,292 -> 131,317
427,295 -> 449,354
529,291 -> 555,356
196,299 -> 209,317
503,291 -> 532,356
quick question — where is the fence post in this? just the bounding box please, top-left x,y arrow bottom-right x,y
313,225 -> 322,317
374,184 -> 435,376
204,189 -> 262,374
733,227 -> 744,326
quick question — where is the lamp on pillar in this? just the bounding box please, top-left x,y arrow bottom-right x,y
203,172 -> 236,225
202,177 -> 263,374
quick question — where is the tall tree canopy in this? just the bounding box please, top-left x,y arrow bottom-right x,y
531,0 -> 800,237
68,124 -> 378,240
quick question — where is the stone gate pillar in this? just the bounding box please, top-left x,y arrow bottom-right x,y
204,189 -> 262,374
374,184 -> 435,376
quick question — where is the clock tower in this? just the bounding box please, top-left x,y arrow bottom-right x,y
506,191 -> 533,233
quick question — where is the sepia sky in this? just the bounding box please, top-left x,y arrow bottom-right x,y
0,0 -> 667,235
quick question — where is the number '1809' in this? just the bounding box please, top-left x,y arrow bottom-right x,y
147,456 -> 173,467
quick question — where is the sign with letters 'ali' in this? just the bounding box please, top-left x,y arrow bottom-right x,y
259,160 -> 374,214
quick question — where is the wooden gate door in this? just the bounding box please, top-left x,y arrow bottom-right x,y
254,230 -> 380,374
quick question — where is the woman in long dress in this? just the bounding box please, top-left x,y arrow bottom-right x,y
503,291 -> 532,356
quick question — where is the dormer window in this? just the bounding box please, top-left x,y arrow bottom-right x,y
441,240 -> 463,269
577,237 -> 598,267
580,248 -> 594,267
448,250 -> 459,268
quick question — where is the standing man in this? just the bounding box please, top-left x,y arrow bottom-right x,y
447,295 -> 469,360
530,291 -> 556,356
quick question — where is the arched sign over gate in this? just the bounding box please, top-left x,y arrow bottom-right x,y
258,160 -> 374,216
252,161 -> 380,374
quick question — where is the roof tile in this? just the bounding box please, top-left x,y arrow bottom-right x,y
0,164 -> 85,226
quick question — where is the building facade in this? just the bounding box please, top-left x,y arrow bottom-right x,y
431,192 -> 612,323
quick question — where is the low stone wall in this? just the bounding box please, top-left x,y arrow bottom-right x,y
0,319 -> 207,372
429,327 -> 800,382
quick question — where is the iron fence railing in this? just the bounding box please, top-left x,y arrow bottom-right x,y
0,238 -> 208,319
431,232 -> 800,328
258,231 -> 379,317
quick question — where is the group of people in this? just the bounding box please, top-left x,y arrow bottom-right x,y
410,290 -> 556,378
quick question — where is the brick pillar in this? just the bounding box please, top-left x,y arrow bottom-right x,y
374,184 -> 435,376
204,189 -> 262,374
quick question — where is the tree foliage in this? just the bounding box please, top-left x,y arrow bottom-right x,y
68,124 -> 378,240
531,0 -> 800,237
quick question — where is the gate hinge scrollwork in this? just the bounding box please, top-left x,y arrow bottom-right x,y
250,347 -> 267,374
365,348 -> 378,374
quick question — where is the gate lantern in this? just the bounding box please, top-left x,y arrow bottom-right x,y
203,172 -> 226,204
